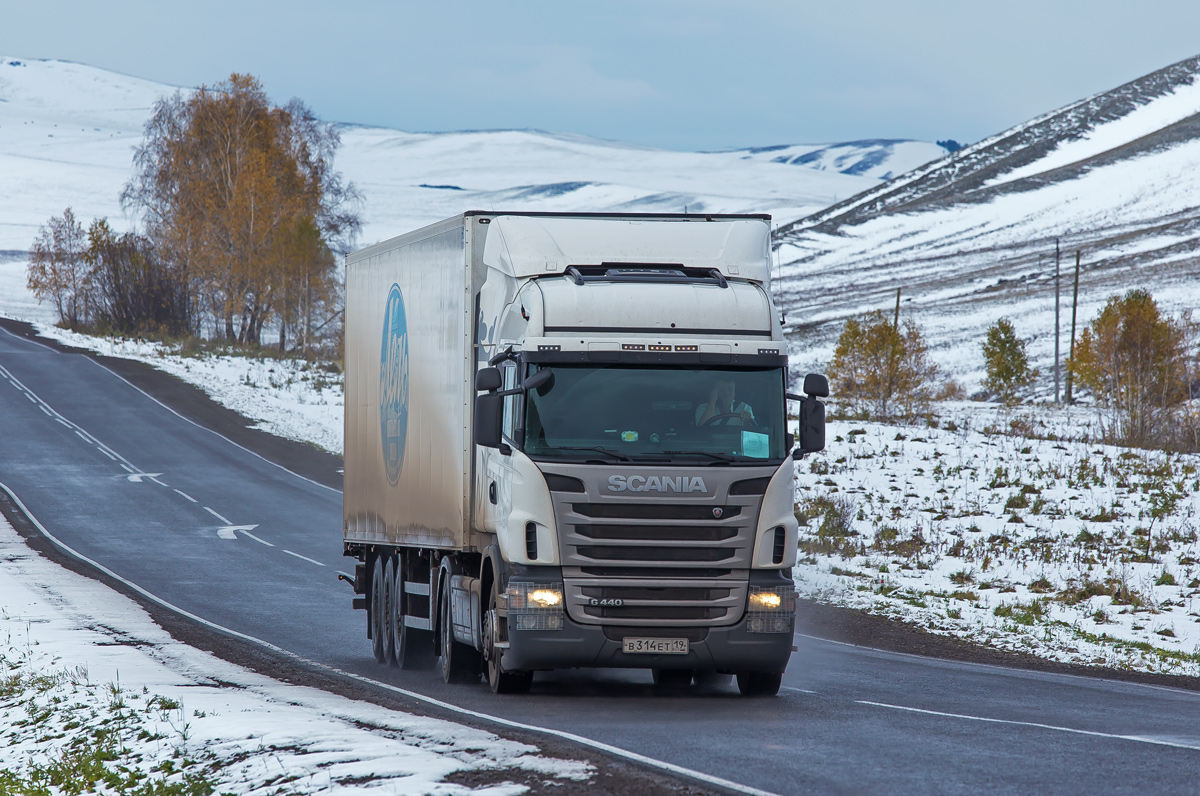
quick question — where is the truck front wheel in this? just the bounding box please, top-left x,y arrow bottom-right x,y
484,582 -> 532,694
736,671 -> 782,696
439,580 -> 481,684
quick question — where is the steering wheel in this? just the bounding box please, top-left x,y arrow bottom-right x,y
702,412 -> 757,427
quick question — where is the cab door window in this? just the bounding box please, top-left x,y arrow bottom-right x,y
501,363 -> 520,445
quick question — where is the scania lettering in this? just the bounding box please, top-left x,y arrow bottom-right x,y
342,212 -> 828,696
607,474 -> 708,493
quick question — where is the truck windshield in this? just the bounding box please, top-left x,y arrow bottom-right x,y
523,365 -> 786,463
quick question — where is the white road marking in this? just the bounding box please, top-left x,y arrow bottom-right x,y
38,405 -> 51,416
98,448 -> 117,461
25,392 -> 37,403
74,430 -> 91,443
203,506 -> 231,525
283,549 -> 326,567
56,418 -> 71,428
215,524 -> 259,540
149,477 -> 168,487
858,700 -> 1200,751
173,489 -> 197,503
1,480 -> 784,796
780,685 -> 816,694
120,463 -> 135,473
125,473 -> 163,483
237,529 -> 275,547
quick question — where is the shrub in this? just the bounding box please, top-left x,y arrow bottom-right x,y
828,310 -> 939,419
1070,289 -> 1196,449
982,318 -> 1037,405
27,207 -> 91,328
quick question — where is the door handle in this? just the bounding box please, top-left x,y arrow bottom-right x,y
489,481 -> 497,505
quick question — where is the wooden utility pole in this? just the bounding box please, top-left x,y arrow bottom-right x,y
1054,239 -> 1061,405
1065,249 -> 1081,403
893,287 -> 901,329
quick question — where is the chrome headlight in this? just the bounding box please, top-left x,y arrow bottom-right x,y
507,582 -> 564,631
747,585 -> 796,633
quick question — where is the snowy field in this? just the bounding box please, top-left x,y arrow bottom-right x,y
0,515 -> 590,794
796,404 -> 1200,676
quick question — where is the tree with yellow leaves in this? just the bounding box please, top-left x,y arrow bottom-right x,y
1070,289 -> 1194,447
121,74 -> 359,348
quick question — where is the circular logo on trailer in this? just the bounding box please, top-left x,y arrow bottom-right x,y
379,284 -> 409,486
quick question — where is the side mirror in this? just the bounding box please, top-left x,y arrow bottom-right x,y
798,396 -> 826,453
523,367 -> 552,393
474,392 -> 503,448
803,373 -> 829,398
475,366 -> 502,392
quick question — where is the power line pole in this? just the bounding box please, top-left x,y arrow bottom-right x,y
1054,239 -> 1061,406
1065,249 -> 1081,403
893,287 -> 901,329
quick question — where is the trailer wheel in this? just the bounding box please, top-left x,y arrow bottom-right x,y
392,555 -> 435,669
382,556 -> 398,666
484,581 -> 532,694
736,671 -> 782,696
439,580 -> 481,684
369,556 -> 386,664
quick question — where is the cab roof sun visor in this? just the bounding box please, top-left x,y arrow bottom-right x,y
563,263 -> 728,289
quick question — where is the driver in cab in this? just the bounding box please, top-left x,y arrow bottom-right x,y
695,378 -> 755,426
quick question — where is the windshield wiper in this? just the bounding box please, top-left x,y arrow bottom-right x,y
540,446 -> 633,462
661,450 -> 737,463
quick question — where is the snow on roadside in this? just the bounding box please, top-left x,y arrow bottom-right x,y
0,515 -> 590,794
795,403 -> 1200,676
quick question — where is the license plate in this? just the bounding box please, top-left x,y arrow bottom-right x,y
623,637 -> 689,655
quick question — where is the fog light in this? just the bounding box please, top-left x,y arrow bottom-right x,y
507,582 -> 565,631
746,585 -> 796,634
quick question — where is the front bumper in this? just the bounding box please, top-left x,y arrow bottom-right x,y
501,590 -> 794,674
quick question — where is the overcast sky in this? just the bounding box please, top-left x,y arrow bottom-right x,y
4,0 -> 1199,151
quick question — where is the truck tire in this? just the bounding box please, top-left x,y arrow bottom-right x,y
652,669 -> 694,688
369,556 -> 386,664
382,556 -> 399,666
736,671 -> 782,696
693,670 -> 734,689
484,581 -> 532,694
392,555 -> 435,669
439,580 -> 481,684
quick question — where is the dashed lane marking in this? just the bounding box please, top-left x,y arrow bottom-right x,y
203,506 -> 231,525
283,549 -> 326,567
858,700 -> 1200,752
173,489 -> 197,503
780,685 -> 816,694
237,529 -> 275,547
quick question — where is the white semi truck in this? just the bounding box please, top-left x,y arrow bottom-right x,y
343,212 -> 827,695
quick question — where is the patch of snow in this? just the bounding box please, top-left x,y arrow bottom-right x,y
0,514 -> 591,793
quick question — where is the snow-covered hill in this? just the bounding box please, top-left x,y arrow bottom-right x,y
0,56 -> 947,256
774,54 -> 1200,391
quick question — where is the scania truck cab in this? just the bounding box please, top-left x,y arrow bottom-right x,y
343,212 -> 827,696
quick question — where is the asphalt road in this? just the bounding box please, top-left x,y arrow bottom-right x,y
2,324 -> 1199,795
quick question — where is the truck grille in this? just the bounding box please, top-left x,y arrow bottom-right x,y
544,470 -> 773,628
564,577 -> 747,627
